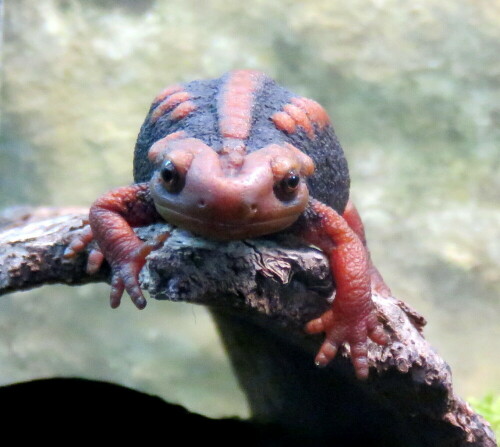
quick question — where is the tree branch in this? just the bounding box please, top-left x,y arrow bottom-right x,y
0,206 -> 496,446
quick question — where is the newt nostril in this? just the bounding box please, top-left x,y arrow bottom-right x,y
198,199 -> 206,208
250,204 -> 258,214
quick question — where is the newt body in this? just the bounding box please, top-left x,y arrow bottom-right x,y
66,70 -> 389,379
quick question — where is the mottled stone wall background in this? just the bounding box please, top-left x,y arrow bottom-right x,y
0,0 -> 498,417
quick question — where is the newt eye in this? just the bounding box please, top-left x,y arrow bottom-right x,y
275,170 -> 301,202
160,160 -> 182,193
284,172 -> 300,189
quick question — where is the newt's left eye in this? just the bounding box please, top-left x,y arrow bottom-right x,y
160,160 -> 183,193
275,170 -> 301,202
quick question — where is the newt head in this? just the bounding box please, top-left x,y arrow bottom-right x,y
148,136 -> 314,240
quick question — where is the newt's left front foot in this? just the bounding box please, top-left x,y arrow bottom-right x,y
298,199 -> 389,379
306,301 -> 388,379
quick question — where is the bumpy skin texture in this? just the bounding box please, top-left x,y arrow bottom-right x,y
134,72 -> 350,213
65,70 -> 389,379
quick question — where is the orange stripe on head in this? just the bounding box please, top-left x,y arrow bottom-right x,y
151,91 -> 192,123
291,97 -> 330,129
218,70 -> 265,149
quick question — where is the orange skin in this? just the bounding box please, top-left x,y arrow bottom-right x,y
65,70 -> 390,379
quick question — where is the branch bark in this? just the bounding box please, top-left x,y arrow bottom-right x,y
0,206 -> 496,447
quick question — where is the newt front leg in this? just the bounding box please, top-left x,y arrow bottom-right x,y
296,199 -> 388,379
342,200 -> 392,297
65,183 -> 166,309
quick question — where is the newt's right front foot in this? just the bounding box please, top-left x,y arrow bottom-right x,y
105,233 -> 169,308
65,183 -> 164,309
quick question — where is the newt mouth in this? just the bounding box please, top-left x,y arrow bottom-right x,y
154,203 -> 300,240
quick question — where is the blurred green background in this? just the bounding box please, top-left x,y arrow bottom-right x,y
0,0 -> 499,419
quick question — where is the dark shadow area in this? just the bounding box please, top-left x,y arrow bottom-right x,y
0,377 -> 418,446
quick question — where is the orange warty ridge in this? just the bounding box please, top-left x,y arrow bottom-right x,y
152,84 -> 183,104
169,101 -> 197,121
283,104 -> 314,138
147,131 -> 187,162
271,111 -> 297,134
271,97 -> 330,138
151,91 -> 193,123
291,97 -> 330,129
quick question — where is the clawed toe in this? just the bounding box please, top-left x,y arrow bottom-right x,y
64,226 -> 94,258
109,267 -> 147,310
108,248 -> 149,310
368,324 -> 389,345
314,339 -> 339,367
110,275 -> 125,309
87,249 -> 104,274
64,227 -> 107,275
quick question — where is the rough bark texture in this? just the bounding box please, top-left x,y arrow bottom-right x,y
0,206 -> 496,447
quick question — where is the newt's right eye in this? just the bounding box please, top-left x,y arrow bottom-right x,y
160,160 -> 183,193
274,170 -> 301,202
